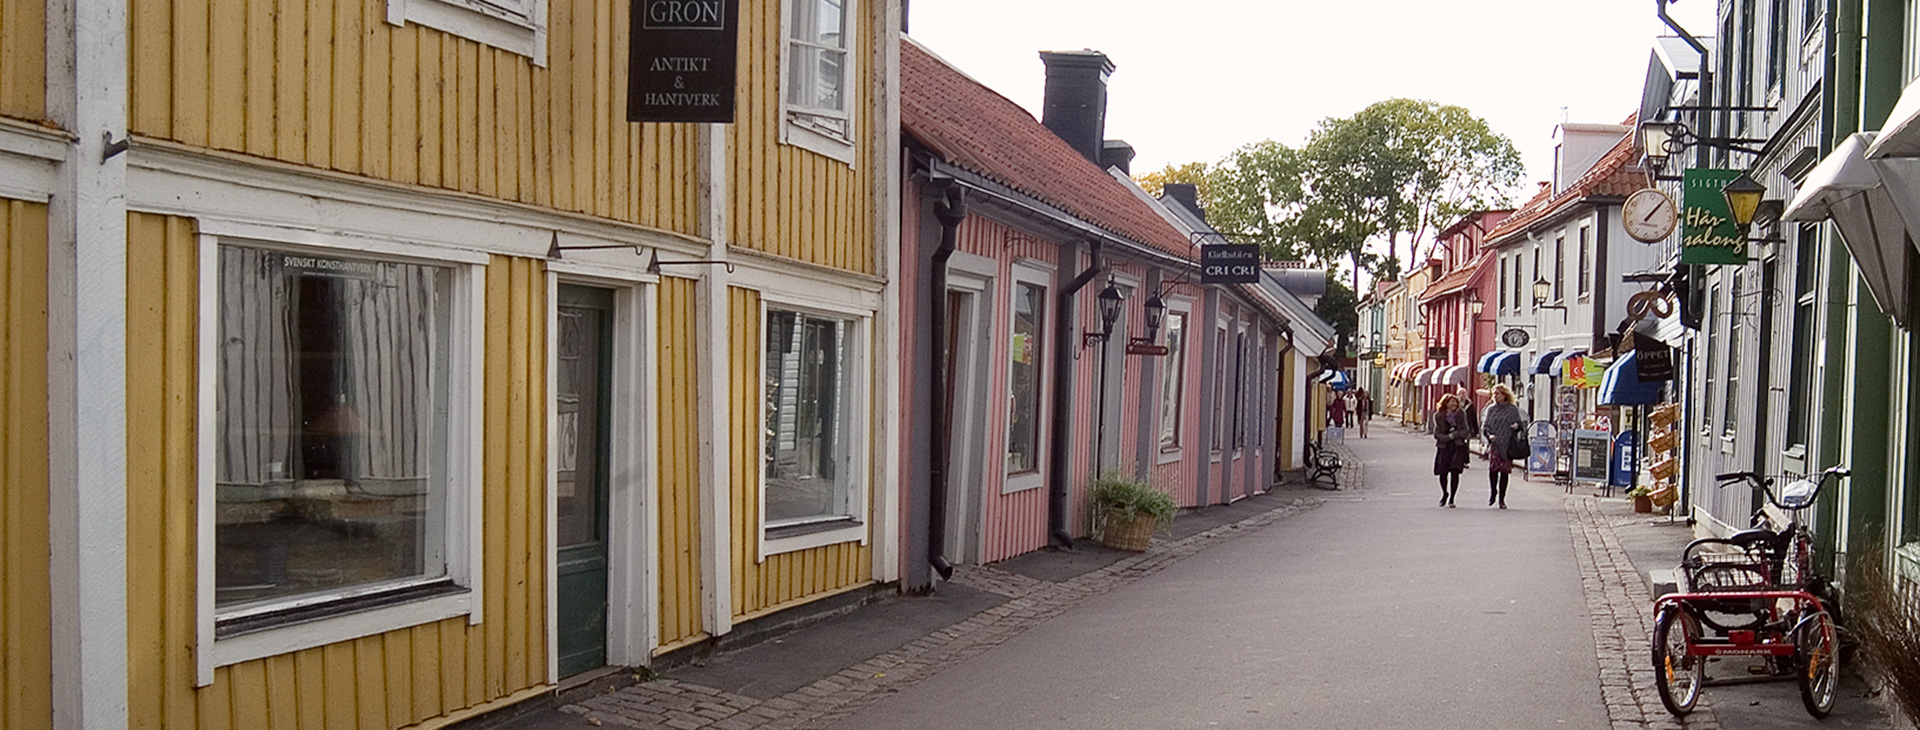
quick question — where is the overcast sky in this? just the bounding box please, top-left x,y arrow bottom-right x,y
905,0 -> 1716,195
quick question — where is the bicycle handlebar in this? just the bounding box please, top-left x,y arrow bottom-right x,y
1715,471 -> 1769,487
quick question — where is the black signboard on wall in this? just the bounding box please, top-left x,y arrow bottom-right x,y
627,0 -> 739,123
1200,244 -> 1261,284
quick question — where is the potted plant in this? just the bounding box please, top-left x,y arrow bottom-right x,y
1627,485 -> 1653,513
1090,471 -> 1177,551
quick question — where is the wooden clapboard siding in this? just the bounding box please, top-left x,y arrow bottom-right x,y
0,0 -> 46,121
728,0 -> 875,275
124,0 -> 700,234
654,276 -> 704,649
0,199 -> 51,730
727,287 -> 870,618
125,215 -> 550,728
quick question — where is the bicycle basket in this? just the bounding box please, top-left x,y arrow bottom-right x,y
1685,551 -> 1770,592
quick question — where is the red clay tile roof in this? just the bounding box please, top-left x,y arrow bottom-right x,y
1486,114 -> 1648,244
901,40 -> 1196,259
1417,253 -> 1491,302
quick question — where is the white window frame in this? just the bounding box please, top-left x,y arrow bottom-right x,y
1210,316 -> 1229,460
1003,262 -> 1052,493
779,0 -> 858,165
387,0 -> 549,66
1156,298 -> 1193,464
543,269 -> 658,676
194,231 -> 487,687
756,291 -> 873,559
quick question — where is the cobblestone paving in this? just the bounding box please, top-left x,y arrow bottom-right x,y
1564,494 -> 1720,730
559,491 -> 1333,729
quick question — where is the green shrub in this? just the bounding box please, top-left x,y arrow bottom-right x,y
1090,471 -> 1177,528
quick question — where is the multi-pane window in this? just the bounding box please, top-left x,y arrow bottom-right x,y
763,309 -> 854,524
1724,273 -> 1744,440
785,0 -> 853,144
1578,227 -> 1591,297
1211,325 -> 1227,452
1232,331 -> 1247,449
1553,236 -> 1565,301
1703,284 -> 1720,434
1007,281 -> 1045,475
1158,310 -> 1187,451
1787,225 -> 1818,450
213,245 -> 455,624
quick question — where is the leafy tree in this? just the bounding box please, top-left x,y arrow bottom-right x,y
1313,272 -> 1359,355
1153,99 -> 1523,291
1135,162 -> 1212,199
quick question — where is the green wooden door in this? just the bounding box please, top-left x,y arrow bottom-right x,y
556,285 -> 613,677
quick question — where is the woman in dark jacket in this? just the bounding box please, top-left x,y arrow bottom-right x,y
1480,384 -> 1525,509
1430,394 -> 1473,507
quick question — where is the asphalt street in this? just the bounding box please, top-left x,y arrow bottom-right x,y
826,427 -> 1611,729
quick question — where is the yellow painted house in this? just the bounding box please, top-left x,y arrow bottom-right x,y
0,0 -> 902,727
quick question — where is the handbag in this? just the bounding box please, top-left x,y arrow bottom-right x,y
1505,429 -> 1530,460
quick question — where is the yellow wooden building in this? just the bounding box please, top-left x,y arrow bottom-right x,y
0,0 -> 902,727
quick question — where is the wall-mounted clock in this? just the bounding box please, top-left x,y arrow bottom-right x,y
1623,188 -> 1679,243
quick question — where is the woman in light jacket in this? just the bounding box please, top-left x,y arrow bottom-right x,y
1430,394 -> 1473,507
1480,384 -> 1525,509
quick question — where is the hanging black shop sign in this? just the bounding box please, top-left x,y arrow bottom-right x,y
1200,244 -> 1261,284
1636,342 -> 1675,382
627,0 -> 739,123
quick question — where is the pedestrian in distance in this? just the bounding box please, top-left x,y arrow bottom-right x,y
1355,389 -> 1372,438
1480,384 -> 1524,509
1328,390 -> 1348,430
1431,393 -> 1473,507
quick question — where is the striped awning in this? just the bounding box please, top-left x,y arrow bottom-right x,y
1531,349 -> 1563,375
1490,351 -> 1521,376
1476,351 -> 1502,372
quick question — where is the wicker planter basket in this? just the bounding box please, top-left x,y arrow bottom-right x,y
1100,510 -> 1157,552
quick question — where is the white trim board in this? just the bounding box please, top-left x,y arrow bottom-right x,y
126,144 -> 707,266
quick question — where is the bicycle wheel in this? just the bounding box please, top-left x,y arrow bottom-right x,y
1653,605 -> 1704,716
1796,608 -> 1839,718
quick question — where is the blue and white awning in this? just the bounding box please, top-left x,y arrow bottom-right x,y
1531,349 -> 1563,375
1599,351 -> 1663,405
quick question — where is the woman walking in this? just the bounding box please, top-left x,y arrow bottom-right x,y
1430,394 -> 1473,507
1480,384 -> 1525,509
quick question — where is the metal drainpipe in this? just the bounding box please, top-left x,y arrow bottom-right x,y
1657,0 -> 1708,516
1050,241 -> 1105,548
926,185 -> 966,581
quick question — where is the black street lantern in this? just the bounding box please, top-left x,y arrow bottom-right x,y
1531,277 -> 1552,307
1141,293 -> 1167,343
1085,281 -> 1124,348
1721,171 -> 1767,229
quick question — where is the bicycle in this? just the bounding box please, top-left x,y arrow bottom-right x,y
1651,465 -> 1849,719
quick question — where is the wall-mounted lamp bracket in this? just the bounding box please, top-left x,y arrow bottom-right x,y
645,249 -> 735,275
546,231 -> 641,260
102,131 -> 127,162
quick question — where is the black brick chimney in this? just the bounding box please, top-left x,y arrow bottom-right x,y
1101,140 -> 1135,174
1163,183 -> 1205,222
1039,50 -> 1115,165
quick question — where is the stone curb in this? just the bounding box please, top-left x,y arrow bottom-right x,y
1564,494 -> 1722,730
560,495 -> 1328,729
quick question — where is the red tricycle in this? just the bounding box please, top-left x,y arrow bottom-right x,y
1650,466 -> 1849,718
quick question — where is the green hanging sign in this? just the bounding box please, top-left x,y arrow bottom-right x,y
1680,169 -> 1748,265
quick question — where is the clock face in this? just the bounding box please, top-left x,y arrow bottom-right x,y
1623,188 -> 1678,243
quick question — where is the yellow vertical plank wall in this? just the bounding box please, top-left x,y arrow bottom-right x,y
125,214 -> 551,729
729,0 -> 874,274
0,0 -> 46,120
123,0 -> 700,235
728,288 -> 872,620
1,199 -> 52,730
654,277 -> 705,650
